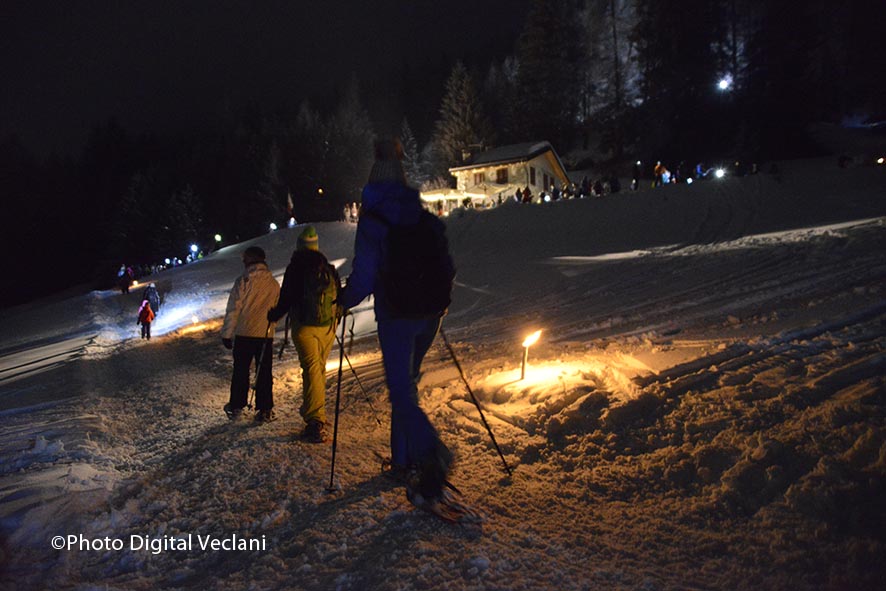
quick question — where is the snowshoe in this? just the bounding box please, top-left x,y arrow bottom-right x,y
299,420 -> 327,443
374,452 -> 409,484
405,440 -> 453,503
416,485 -> 486,524
254,409 -> 277,423
223,403 -> 244,420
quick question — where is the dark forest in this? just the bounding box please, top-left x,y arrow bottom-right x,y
2,0 -> 884,307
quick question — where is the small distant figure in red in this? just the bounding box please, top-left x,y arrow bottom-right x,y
137,300 -> 155,340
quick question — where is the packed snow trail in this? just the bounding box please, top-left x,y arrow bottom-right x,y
1,159 -> 884,590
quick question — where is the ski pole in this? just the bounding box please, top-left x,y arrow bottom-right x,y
440,327 -> 513,477
249,321 -> 273,410
278,313 -> 289,360
327,313 -> 348,492
346,313 -> 355,356
333,331 -> 382,426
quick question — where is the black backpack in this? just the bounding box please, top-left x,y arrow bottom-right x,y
298,258 -> 340,326
368,210 -> 455,318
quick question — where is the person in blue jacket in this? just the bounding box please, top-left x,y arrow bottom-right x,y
339,139 -> 456,509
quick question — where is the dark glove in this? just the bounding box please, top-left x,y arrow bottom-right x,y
222,338 -> 233,350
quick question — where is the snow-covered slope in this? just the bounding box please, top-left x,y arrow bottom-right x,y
1,158 -> 884,590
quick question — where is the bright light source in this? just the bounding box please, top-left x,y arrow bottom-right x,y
132,280 -> 139,288
269,223 -> 278,231
686,177 -> 694,184
718,79 -> 730,90
287,217 -> 296,228
165,258 -> 171,265
214,234 -> 222,242
522,330 -> 542,348
521,330 -> 542,380
190,244 -> 198,253
636,160 -> 641,166
878,157 -> 884,165
715,168 -> 725,179
318,188 -> 324,195
191,315 -> 199,325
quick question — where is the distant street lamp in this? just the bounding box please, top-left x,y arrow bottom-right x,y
214,234 -> 222,243
190,244 -> 198,254
718,78 -> 730,91
269,223 -> 278,232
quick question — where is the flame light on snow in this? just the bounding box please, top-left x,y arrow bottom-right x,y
148,303 -> 209,336
521,330 -> 542,380
522,330 -> 542,348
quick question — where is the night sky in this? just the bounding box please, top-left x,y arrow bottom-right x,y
1,0 -> 531,156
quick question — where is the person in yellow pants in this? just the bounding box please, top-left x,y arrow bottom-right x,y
292,322 -> 335,438
268,226 -> 341,442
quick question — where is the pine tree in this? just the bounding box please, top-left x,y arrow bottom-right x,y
109,172 -> 154,262
281,100 -> 324,222
399,118 -> 424,187
322,76 -> 375,217
633,0 -> 720,155
511,0 -> 584,151
239,142 -> 282,235
431,61 -> 494,168
483,57 -> 519,143
581,0 -> 641,157
160,185 -> 204,256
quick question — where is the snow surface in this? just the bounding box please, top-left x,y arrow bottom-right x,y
1,157 -> 885,590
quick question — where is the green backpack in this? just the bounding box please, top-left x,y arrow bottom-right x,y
298,259 -> 339,327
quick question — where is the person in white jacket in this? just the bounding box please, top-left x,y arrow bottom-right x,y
221,246 -> 281,422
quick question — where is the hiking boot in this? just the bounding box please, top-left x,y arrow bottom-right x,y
405,441 -> 453,508
254,409 -> 277,423
379,456 -> 410,483
223,403 -> 244,420
300,420 -> 327,443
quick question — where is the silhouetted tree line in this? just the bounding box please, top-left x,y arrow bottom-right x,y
2,0 -> 883,307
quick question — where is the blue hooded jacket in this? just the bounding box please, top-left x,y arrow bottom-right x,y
340,181 -> 452,320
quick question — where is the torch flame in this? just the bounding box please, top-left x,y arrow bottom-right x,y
522,330 -> 541,348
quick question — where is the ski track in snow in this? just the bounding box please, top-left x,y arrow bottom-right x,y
0,159 -> 885,590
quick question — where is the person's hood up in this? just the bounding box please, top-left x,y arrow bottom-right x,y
360,181 -> 423,225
